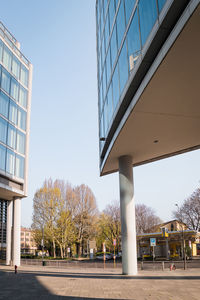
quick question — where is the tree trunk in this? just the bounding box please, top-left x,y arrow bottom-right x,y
53,239 -> 56,258
60,245 -> 63,259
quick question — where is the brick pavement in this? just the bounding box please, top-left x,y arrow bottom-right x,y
0,265 -> 200,299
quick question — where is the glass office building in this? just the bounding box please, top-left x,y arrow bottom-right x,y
96,1 -> 200,274
97,0 -> 168,153
0,22 -> 32,265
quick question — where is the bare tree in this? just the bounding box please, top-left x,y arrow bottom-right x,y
173,188 -> 200,230
73,184 -> 98,256
135,204 -> 162,234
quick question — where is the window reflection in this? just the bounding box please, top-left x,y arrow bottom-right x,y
0,91 -> 9,118
0,144 -> 6,171
16,130 -> 25,154
9,100 -> 18,125
7,124 -> 16,149
3,46 -> 12,72
1,68 -> 11,94
109,0 -> 116,30
116,0 -> 126,48
127,9 -> 141,73
110,24 -> 118,70
118,41 -> 128,95
138,0 -> 158,47
15,154 -> 24,178
112,63 -> 120,110
6,149 -> 15,175
124,0 -> 136,25
0,116 -> 7,144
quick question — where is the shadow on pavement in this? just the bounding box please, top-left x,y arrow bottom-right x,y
1,268 -> 200,280
1,267 -> 200,300
0,268 -> 123,299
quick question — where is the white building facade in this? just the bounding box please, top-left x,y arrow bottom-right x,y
0,22 -> 32,266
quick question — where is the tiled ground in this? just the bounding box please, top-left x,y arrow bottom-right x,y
0,265 -> 200,299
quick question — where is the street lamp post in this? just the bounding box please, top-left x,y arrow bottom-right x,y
175,204 -> 186,270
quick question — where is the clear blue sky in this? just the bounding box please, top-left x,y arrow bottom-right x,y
1,0 -> 200,227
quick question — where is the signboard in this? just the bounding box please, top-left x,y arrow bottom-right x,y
67,248 -> 70,253
150,238 -> 156,246
113,239 -> 116,246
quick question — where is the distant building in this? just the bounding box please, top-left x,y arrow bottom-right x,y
0,21 -> 32,266
137,220 -> 200,259
21,227 -> 37,255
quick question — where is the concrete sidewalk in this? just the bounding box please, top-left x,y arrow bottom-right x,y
0,265 -> 200,299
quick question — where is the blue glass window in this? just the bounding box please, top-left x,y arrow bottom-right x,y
116,0 -> 126,48
16,131 -> 25,154
7,124 -> 16,149
18,108 -> 26,131
0,91 -> 9,118
6,149 -> 15,175
158,0 -> 167,12
0,144 -> 6,171
10,78 -> 19,101
104,13 -> 110,51
124,0 -> 136,25
1,68 -> 11,94
99,49 -> 102,80
127,9 -> 141,72
107,82 -> 113,125
20,64 -> 29,87
100,115 -> 104,139
18,86 -> 28,109
112,63 -> 120,110
0,39 -> 3,62
106,48 -> 111,86
12,56 -> 20,79
100,7 -> 104,38
103,99 -> 108,134
138,0 -> 158,47
3,46 -> 12,72
118,41 -> 128,95
110,24 -> 118,70
0,117 -> 7,144
104,0 -> 108,14
103,67 -> 107,99
15,154 -> 24,179
9,100 -> 18,125
99,85 -> 103,114
109,0 -> 116,30
101,34 -> 106,66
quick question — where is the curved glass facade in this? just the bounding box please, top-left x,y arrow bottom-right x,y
0,34 -> 29,179
96,0 -> 167,152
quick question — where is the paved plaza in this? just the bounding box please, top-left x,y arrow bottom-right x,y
0,264 -> 200,299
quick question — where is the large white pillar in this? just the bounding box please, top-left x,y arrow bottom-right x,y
6,200 -> 12,265
12,198 -> 21,266
119,155 -> 137,275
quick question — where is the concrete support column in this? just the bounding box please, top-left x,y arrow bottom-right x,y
119,155 -> 137,275
12,198 -> 21,266
6,200 -> 12,265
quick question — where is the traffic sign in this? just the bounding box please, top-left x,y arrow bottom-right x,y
113,239 -> 116,246
150,238 -> 156,246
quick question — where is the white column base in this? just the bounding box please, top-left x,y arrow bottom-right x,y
119,155 -> 137,275
12,198 -> 21,266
